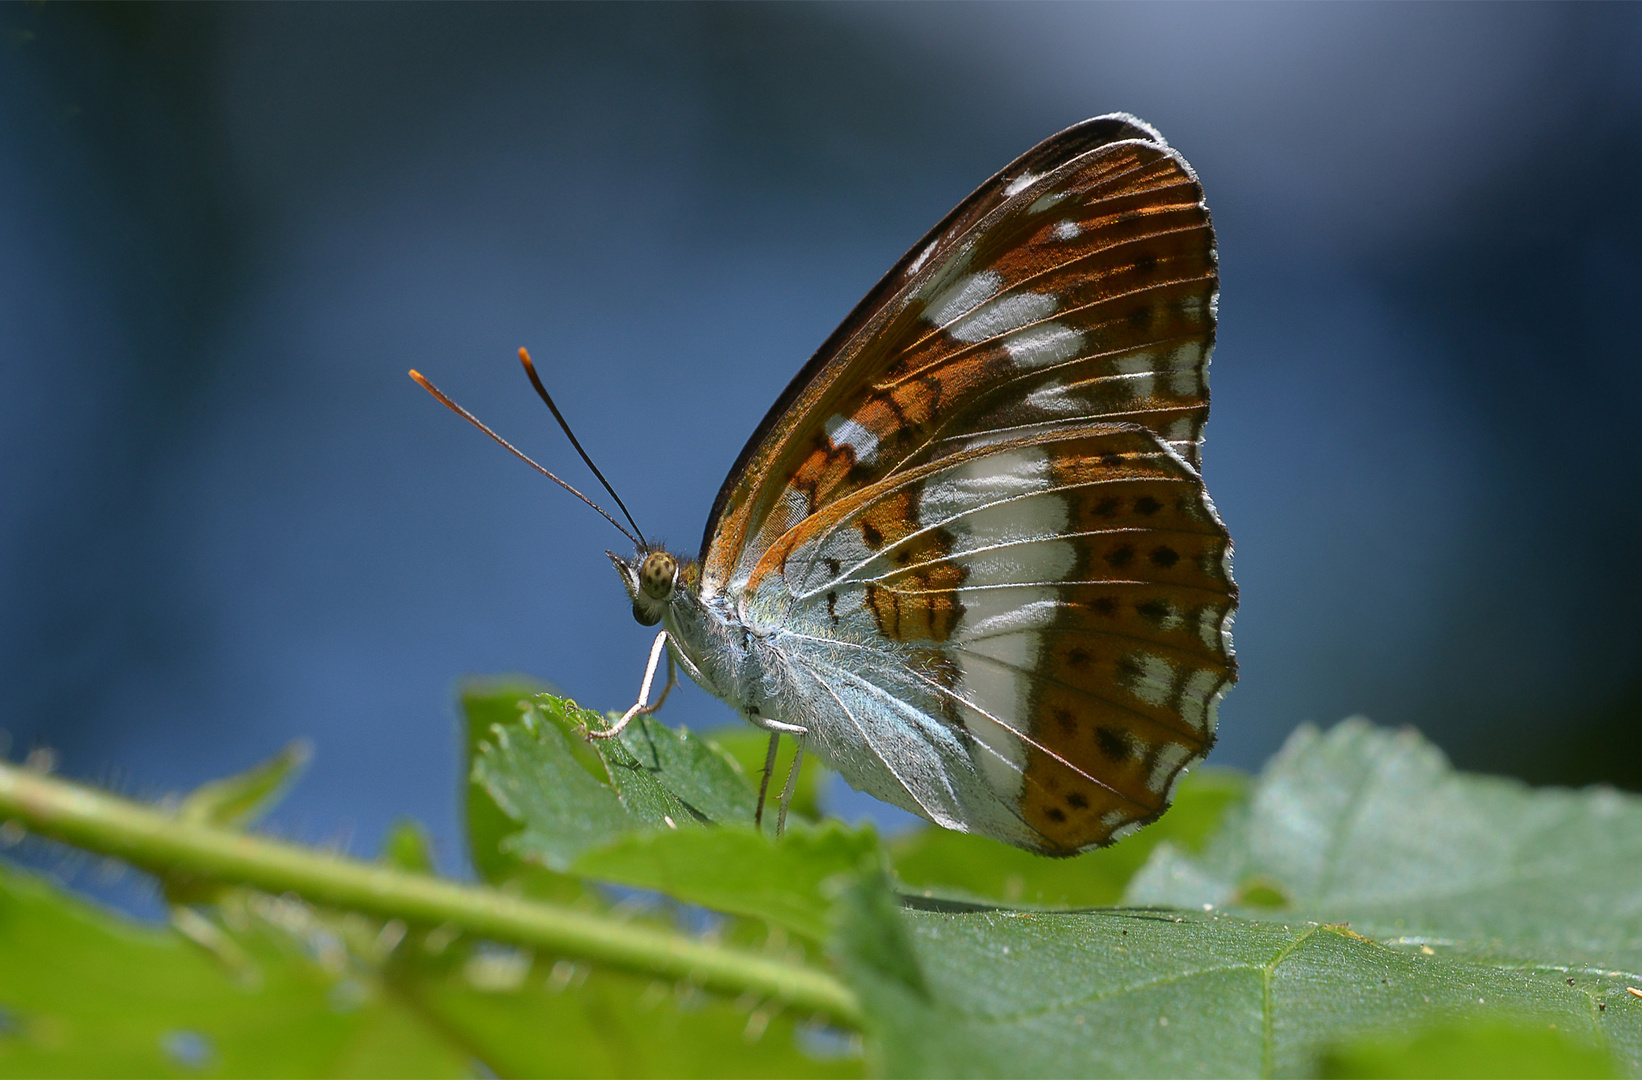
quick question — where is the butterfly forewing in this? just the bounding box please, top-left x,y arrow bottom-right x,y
695,115 -> 1235,854
902,153 -> 1216,470
703,118 -> 1218,597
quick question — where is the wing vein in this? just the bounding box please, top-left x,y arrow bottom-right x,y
794,473 -> 1205,600
893,219 -> 1215,366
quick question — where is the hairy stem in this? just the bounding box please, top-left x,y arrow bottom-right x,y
0,761 -> 861,1026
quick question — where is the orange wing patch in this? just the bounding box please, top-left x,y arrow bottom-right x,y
1012,581 -> 1234,853
1018,731 -> 1203,853
853,490 -> 966,643
1018,442 -> 1233,853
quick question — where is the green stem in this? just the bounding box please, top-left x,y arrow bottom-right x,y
0,761 -> 861,1026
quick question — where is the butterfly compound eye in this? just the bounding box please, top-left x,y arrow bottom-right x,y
639,551 -> 677,601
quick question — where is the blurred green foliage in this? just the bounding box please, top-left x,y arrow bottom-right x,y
1,686 -> 1639,1077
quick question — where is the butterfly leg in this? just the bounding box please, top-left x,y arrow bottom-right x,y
747,706 -> 807,829
753,732 -> 780,831
775,742 -> 804,837
590,630 -> 674,740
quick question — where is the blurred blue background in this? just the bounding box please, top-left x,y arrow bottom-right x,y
3,3 -> 1639,887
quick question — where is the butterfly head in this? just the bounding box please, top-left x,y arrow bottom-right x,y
609,547 -> 695,626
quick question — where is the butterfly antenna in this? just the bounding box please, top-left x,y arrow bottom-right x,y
516,348 -> 647,549
408,369 -> 642,548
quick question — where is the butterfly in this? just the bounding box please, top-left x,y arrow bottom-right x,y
415,113 -> 1236,856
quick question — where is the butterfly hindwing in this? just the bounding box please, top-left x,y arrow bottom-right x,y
748,424 -> 1234,853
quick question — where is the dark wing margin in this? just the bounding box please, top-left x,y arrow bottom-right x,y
700,114 -> 1169,561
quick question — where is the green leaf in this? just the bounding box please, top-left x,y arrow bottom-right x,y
889,768 -> 1247,907
839,904 -> 1636,1078
473,696 -> 636,871
1318,1018 -> 1622,1079
0,862 -> 471,1078
572,821 -> 883,942
477,692 -> 879,942
460,677 -> 550,879
597,705 -> 760,827
178,741 -> 311,829
471,693 -> 769,871
461,681 -> 596,903
830,863 -> 928,1000
1127,720 -> 1642,975
828,719 -> 1642,1077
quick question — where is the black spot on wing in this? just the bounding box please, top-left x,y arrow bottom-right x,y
1136,598 -> 1174,625
1096,725 -> 1133,763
